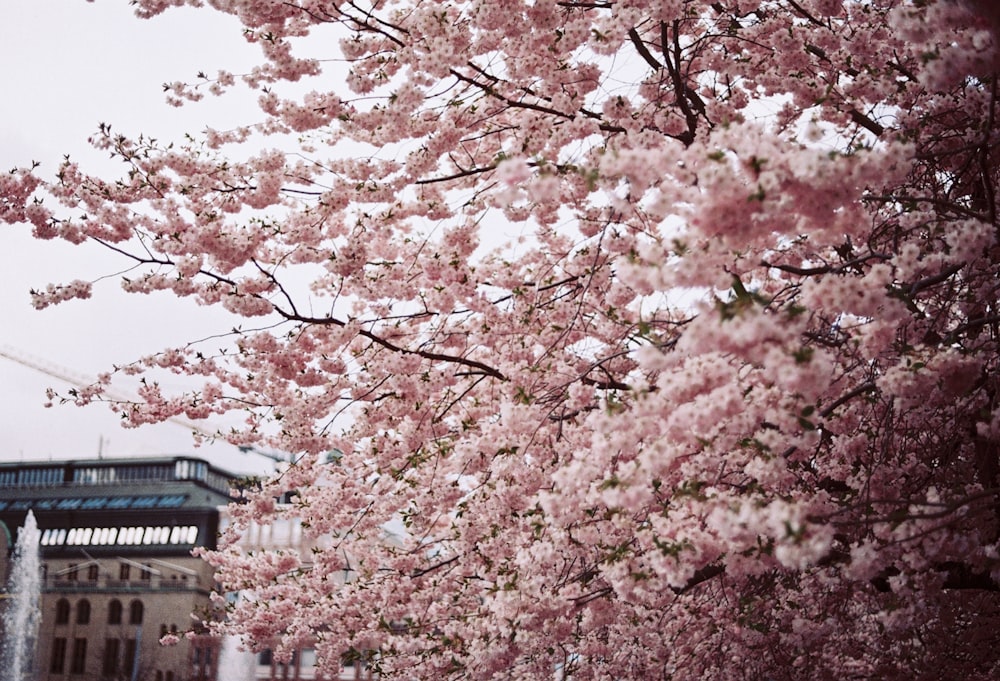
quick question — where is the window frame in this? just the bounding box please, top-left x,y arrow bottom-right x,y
129,599 -> 144,626
76,599 -> 91,625
108,599 -> 123,625
70,638 -> 87,675
102,638 -> 121,676
50,637 -> 67,674
55,598 -> 70,625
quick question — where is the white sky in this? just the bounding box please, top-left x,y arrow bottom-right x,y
0,0 -> 277,475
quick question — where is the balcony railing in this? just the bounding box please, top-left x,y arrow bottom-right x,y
45,574 -> 205,592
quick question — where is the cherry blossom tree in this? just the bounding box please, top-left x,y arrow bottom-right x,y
4,0 -> 1000,678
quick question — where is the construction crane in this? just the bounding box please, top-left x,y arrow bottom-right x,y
0,344 -> 217,439
0,344 -> 291,465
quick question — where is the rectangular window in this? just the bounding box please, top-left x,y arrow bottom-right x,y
119,563 -> 130,581
124,639 -> 137,675
87,564 -> 99,581
70,638 -> 87,675
102,639 -> 120,676
192,643 -> 217,681
50,638 -> 67,674
140,565 -> 151,581
67,564 -> 78,581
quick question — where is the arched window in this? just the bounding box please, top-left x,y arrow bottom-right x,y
129,600 -> 143,625
108,599 -> 122,625
55,598 -> 70,625
76,599 -> 91,625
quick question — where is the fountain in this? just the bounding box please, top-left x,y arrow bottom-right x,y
1,510 -> 42,681
218,634 -> 257,681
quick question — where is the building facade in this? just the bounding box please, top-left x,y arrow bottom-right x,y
0,457 -> 236,681
0,457 -> 375,681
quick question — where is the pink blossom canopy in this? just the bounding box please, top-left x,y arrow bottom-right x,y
4,0 -> 1000,678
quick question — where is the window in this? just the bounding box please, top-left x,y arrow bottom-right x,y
108,600 -> 122,625
140,564 -> 152,581
76,599 -> 91,625
192,642 -> 215,681
70,638 -> 87,675
129,600 -> 144,625
87,564 -> 99,581
280,649 -> 299,680
102,638 -> 120,676
81,496 -> 109,509
119,563 -> 130,581
343,650 -> 375,680
50,637 -> 67,673
124,639 -> 137,676
66,563 -> 78,581
55,598 -> 70,625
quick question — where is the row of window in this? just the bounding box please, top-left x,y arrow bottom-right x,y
0,457 -> 232,496
256,647 -> 375,681
51,640 -> 374,681
100,637 -> 139,676
42,524 -> 200,547
71,459 -> 230,495
55,598 -> 143,626
73,463 -> 176,484
0,466 -> 62,487
50,637 -> 141,676
0,463 -> 181,487
49,637 -> 86,675
0,493 -> 187,512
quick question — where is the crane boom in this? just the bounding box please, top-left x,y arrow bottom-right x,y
0,344 -> 216,439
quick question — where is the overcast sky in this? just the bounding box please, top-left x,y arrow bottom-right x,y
0,1 -> 277,475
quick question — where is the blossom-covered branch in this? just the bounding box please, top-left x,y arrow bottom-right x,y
4,0 -> 1000,678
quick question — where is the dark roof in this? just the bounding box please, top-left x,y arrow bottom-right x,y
0,455 -> 238,502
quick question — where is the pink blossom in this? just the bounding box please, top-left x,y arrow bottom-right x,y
5,0 -> 1000,677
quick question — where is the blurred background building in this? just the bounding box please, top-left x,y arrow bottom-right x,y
0,456 -> 373,681
0,456 -> 235,681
